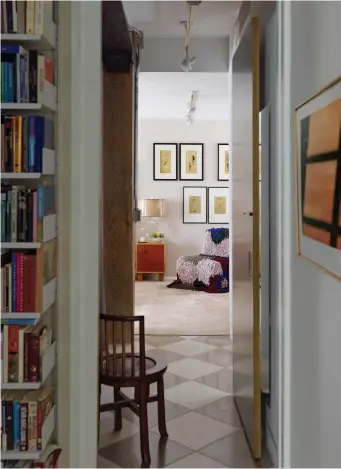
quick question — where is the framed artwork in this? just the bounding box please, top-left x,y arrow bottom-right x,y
218,144 -> 230,181
153,143 -> 178,180
295,76 -> 341,280
208,187 -> 229,224
183,186 -> 207,224
179,143 -> 204,180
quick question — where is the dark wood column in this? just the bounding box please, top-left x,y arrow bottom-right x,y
102,1 -> 135,317
102,70 -> 134,315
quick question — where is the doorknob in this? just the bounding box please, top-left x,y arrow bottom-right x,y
243,212 -> 253,216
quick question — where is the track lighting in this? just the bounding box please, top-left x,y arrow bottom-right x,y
180,2 -> 201,72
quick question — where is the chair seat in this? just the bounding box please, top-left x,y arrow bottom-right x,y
100,353 -> 167,387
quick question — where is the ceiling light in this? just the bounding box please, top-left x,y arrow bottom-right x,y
180,2 -> 201,72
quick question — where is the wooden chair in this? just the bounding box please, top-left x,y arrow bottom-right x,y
98,314 -> 168,466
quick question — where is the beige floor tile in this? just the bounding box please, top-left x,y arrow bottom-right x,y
161,339 -> 217,357
98,414 -> 139,449
167,452 -> 226,468
151,411 -> 238,450
165,380 -> 228,410
167,357 -> 223,380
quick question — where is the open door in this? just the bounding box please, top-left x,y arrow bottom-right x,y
231,17 -> 261,458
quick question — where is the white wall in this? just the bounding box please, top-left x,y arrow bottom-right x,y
280,2 -> 341,467
137,119 -> 229,276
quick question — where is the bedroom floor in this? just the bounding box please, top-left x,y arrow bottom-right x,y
134,280 -> 229,336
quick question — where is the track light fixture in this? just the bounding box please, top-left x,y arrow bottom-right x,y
180,1 -> 201,72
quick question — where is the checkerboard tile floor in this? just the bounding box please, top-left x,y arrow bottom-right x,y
98,336 -> 257,468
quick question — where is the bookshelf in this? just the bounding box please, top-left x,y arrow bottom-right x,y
1,1 -> 59,465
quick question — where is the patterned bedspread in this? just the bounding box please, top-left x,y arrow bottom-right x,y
168,255 -> 229,294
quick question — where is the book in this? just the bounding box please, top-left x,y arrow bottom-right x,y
26,0 -> 35,34
32,444 -> 61,468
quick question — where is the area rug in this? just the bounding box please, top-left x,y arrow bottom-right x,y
135,280 -> 229,336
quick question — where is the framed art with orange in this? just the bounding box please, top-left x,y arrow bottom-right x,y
295,76 -> 341,280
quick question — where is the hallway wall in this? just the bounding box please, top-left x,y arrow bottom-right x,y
136,119 -> 229,276
283,2 -> 341,466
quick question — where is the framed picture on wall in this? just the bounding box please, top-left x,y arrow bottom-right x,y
295,76 -> 341,281
183,186 -> 207,224
179,143 -> 204,180
208,186 -> 229,224
153,143 -> 178,180
218,143 -> 230,181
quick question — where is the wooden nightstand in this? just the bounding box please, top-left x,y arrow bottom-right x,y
136,242 -> 166,281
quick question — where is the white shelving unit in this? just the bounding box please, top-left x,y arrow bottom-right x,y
2,342 -> 56,390
1,7 -> 58,464
1,149 -> 56,178
1,406 -> 56,460
2,277 -> 57,324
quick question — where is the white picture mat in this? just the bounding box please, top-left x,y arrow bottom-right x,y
296,79 -> 341,279
218,144 -> 229,181
154,144 -> 177,180
183,187 -> 207,223
180,144 -> 203,180
208,187 -> 230,224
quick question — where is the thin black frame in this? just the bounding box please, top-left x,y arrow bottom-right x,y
179,143 -> 204,181
208,186 -> 230,225
217,143 -> 230,181
183,186 -> 208,224
153,143 -> 178,181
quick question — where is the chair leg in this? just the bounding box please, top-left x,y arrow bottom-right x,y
114,387 -> 122,432
157,377 -> 168,438
140,382 -> 151,466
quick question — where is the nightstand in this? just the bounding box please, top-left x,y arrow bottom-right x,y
136,242 -> 166,281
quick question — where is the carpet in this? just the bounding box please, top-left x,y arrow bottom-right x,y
135,280 -> 229,336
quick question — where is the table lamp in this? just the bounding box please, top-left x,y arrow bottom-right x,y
139,198 -> 166,242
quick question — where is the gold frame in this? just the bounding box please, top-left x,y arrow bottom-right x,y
294,75 -> 341,282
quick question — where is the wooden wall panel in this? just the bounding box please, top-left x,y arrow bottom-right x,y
102,70 -> 134,317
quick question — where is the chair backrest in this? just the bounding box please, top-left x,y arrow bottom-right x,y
201,227 -> 229,257
99,314 -> 146,378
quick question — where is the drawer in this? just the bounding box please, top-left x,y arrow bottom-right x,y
136,244 -> 165,272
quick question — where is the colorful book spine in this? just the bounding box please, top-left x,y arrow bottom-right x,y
20,402 -> 28,451
12,253 -> 17,312
28,116 -> 35,172
13,399 -> 21,450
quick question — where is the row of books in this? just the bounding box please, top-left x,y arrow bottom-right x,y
1,243 -> 57,315
1,388 -> 53,452
1,1 -> 53,35
2,444 -> 61,467
2,253 -> 38,313
2,325 -> 52,383
1,186 -> 55,242
1,46 -> 53,103
1,116 -> 54,173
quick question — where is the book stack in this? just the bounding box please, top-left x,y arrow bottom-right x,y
1,1 -> 53,36
1,186 -> 55,242
1,388 -> 53,452
1,46 -> 53,103
1,116 -> 54,172
2,325 -> 52,383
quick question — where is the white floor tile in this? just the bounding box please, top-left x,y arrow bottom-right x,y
161,339 -> 217,357
167,452 -> 226,467
98,415 -> 139,449
167,357 -> 223,380
152,411 -> 237,451
165,381 -> 228,410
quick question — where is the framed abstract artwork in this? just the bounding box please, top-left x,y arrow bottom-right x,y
153,143 -> 178,180
183,186 -> 207,224
295,76 -> 341,280
179,143 -> 204,180
218,144 -> 230,181
208,187 -> 229,224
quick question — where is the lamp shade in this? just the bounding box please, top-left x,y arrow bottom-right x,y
141,198 -> 166,217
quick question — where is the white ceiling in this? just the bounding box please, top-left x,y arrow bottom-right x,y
138,72 -> 229,120
123,1 -> 241,38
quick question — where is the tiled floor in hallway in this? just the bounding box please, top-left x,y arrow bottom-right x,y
98,335 -> 258,468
